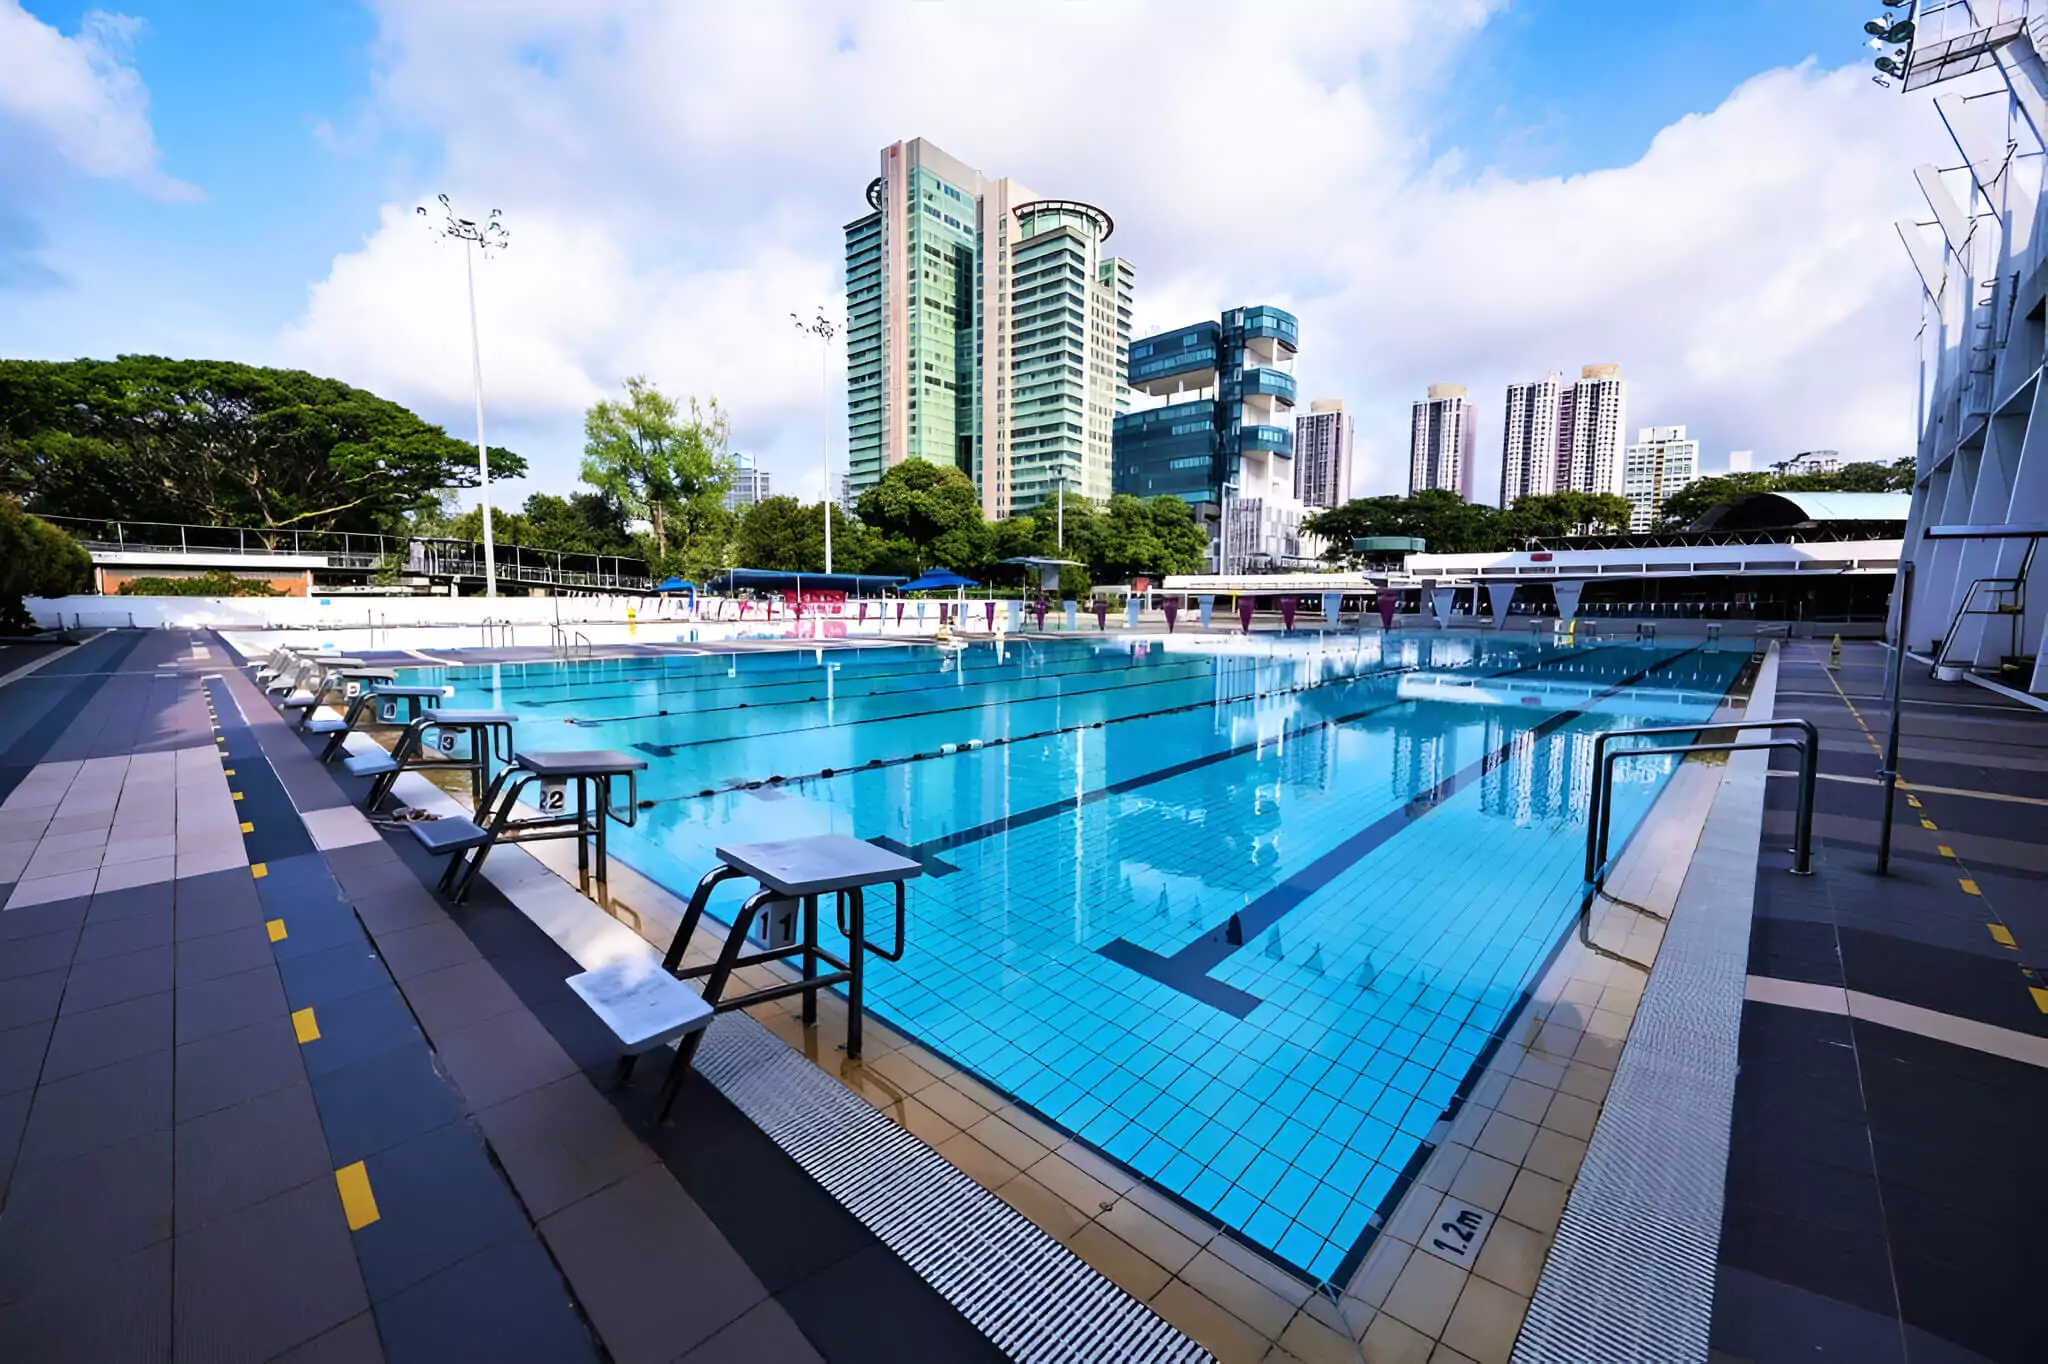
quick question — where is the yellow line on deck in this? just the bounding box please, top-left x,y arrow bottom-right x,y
1989,924 -> 2017,949
223,768 -> 235,776
1921,818 -> 1937,830
335,1162 -> 380,1231
266,918 -> 288,942
1939,845 -> 1956,859
251,862 -> 267,879
240,821 -> 254,834
2033,987 -> 2048,1016
232,791 -> 243,801
291,1006 -> 320,1043
1959,878 -> 1981,896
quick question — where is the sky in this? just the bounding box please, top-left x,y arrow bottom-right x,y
1,0 -> 1955,512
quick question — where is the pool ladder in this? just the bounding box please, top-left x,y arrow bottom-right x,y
1579,718 -> 1816,971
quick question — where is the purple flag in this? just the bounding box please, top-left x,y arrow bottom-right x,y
1238,597 -> 1255,633
1279,597 -> 1297,630
1034,600 -> 1048,630
895,602 -> 905,627
1377,591 -> 1397,630
1093,600 -> 1108,630
1163,599 -> 1179,632
985,601 -> 996,631
858,601 -> 868,624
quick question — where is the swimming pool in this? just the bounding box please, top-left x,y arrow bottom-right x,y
420,631 -> 1745,1283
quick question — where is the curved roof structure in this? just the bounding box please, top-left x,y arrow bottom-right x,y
1689,491 -> 1910,531
1011,199 -> 1114,242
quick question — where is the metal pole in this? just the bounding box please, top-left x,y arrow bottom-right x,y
821,336 -> 833,575
466,240 -> 497,599
1877,561 -> 1913,875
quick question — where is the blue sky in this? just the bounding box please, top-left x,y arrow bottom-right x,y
2,0 -> 1942,504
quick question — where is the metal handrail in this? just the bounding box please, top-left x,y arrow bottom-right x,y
1930,546 -> 2032,676
1586,718 -> 1817,887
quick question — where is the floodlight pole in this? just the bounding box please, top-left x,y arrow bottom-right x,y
419,195 -> 510,599
793,310 -> 838,574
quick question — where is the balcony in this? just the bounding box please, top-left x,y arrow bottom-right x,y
1240,425 -> 1294,455
1240,367 -> 1296,406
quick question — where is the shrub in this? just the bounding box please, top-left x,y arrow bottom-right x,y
116,571 -> 282,598
0,499 -> 92,633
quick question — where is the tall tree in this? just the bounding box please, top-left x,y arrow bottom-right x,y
733,497 -> 877,573
520,491 -> 634,555
0,500 -> 91,632
0,357 -> 524,532
579,377 -> 733,558
856,458 -> 988,573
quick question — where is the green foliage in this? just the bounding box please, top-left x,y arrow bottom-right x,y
117,571 -> 282,598
0,499 -> 92,632
0,356 -> 525,531
579,377 -> 732,560
520,492 -> 634,555
855,458 -> 987,574
1497,491 -> 1634,541
731,497 -> 879,574
1305,489 -> 1501,557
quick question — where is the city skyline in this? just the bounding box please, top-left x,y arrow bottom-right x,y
0,2 -> 1942,516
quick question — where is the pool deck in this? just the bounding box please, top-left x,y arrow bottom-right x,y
1711,640 -> 2048,1363
0,630 -> 1011,1361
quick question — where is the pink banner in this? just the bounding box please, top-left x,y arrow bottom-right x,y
1163,599 -> 1179,632
1279,597 -> 1297,630
1238,597 -> 1255,633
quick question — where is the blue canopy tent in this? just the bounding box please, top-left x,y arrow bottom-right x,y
654,576 -> 697,608
896,570 -> 979,595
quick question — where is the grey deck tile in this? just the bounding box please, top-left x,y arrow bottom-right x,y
432,1007 -> 580,1112
538,1163 -> 767,1363
172,1176 -> 370,1361
14,1049 -> 172,1171
0,967 -> 67,1031
173,923 -> 275,986
371,919 -> 482,982
173,961 -> 287,1046
174,1015 -> 309,1123
474,1073 -> 658,1220
41,990 -> 172,1082
0,1128 -> 172,1306
174,1081 -> 333,1231
72,909 -> 173,965
59,942 -> 172,1013
0,1239 -> 171,1364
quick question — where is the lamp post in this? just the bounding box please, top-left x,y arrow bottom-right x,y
418,194 -> 510,599
792,309 -> 838,574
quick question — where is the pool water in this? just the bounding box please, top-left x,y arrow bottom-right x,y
420,632 -> 1744,1282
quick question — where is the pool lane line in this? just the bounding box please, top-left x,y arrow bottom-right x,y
641,657 -> 1429,804
456,646 -> 1214,716
635,639 -> 1671,806
1097,643 -> 1714,1018
555,653 -> 1220,729
895,643 -> 1642,869
422,639 -> 1033,702
614,656 -> 1242,750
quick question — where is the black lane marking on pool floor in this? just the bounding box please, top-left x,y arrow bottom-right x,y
505,647 -> 1197,715
1097,644 -> 1710,1018
893,644 -> 1632,878
549,653 -> 1220,732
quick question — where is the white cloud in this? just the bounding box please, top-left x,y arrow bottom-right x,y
0,2 -> 195,199
281,1 -> 1942,507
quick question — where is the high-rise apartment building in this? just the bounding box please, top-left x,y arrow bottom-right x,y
1112,306 -> 1304,571
1293,398 -> 1353,510
843,138 -> 1133,519
1555,364 -> 1628,496
1500,373 -> 1563,508
1410,383 -> 1476,498
723,456 -> 770,514
1771,449 -> 1844,475
1621,425 -> 1700,531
